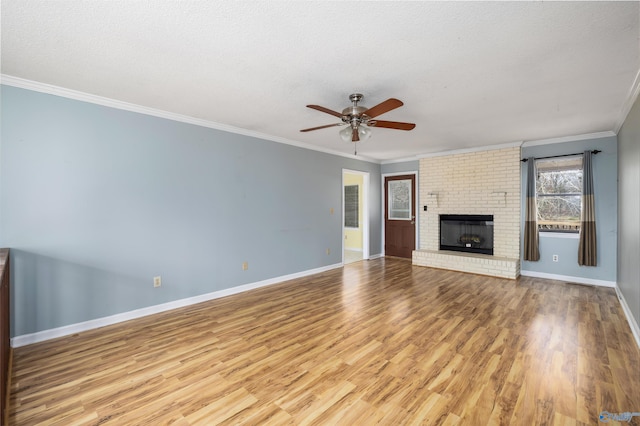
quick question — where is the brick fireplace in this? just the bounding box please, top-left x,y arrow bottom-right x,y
412,146 -> 521,279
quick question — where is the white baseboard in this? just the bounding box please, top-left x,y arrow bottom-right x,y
615,286 -> 640,349
520,270 -> 616,288
11,263 -> 343,348
368,253 -> 383,260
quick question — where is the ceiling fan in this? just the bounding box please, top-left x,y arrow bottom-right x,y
300,93 -> 416,152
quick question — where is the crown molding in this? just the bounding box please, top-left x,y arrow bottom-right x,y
521,131 -> 616,148
614,67 -> 640,134
416,141 -> 523,159
386,127 -> 619,162
0,74 -> 381,164
380,156 -> 421,165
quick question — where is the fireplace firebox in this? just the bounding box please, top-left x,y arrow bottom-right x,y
440,214 -> 494,255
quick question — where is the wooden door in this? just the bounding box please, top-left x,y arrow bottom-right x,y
384,175 -> 416,258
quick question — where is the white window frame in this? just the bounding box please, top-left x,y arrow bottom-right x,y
535,156 -> 582,234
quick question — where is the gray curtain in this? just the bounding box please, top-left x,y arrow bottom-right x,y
523,158 -> 540,261
578,150 -> 597,266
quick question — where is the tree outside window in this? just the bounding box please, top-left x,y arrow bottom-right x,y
536,156 -> 583,233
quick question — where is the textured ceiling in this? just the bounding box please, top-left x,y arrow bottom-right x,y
2,1 -> 639,162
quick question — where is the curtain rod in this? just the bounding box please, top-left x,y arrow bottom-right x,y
520,150 -> 600,162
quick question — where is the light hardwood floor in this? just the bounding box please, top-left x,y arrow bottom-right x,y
344,250 -> 363,265
8,258 -> 640,425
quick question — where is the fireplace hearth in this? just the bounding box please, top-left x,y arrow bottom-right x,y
440,214 -> 494,255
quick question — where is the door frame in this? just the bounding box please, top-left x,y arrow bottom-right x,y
381,171 -> 419,256
342,169 -> 370,263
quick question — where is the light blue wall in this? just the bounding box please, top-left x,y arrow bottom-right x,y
0,85 -> 382,336
381,160 -> 419,175
617,95 -> 640,326
520,135 -> 618,282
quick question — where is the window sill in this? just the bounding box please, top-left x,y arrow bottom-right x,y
540,232 -> 579,239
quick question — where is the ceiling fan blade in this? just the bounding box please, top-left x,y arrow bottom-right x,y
300,123 -> 343,132
370,120 -> 416,131
352,127 -> 359,142
306,105 -> 343,118
364,98 -> 403,118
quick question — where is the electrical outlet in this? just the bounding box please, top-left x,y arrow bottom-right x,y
153,276 -> 162,287
242,261 -> 248,271
330,208 -> 334,215
326,248 -> 330,255
552,254 -> 559,262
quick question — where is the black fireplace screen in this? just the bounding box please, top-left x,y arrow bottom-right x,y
440,214 -> 494,255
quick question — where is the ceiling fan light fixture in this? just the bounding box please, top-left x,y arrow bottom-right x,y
339,125 -> 353,142
339,123 -> 371,143
358,124 -> 372,141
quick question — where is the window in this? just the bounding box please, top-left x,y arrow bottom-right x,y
344,185 -> 359,228
536,156 -> 582,233
388,179 -> 412,219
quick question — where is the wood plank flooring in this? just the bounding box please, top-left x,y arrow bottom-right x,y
8,258 -> 640,425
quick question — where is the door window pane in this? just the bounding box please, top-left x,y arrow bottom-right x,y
388,179 -> 411,220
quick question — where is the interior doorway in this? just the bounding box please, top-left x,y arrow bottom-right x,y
343,169 -> 370,264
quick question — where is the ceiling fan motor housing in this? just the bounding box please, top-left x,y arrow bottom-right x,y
343,94 -> 369,126
342,106 -> 369,125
